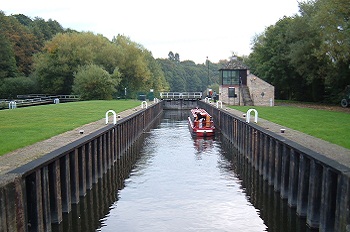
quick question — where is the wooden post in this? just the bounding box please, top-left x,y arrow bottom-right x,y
78,146 -> 87,197
86,142 -> 93,190
296,154 -> 310,217
60,154 -> 71,213
48,160 -> 63,223
288,149 -> 299,208
280,145 -> 290,199
69,149 -> 80,204
306,160 -> 323,228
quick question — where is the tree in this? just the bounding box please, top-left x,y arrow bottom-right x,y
72,64 -> 121,100
312,0 -> 350,64
0,76 -> 38,99
0,12 -> 38,76
174,53 -> 180,63
0,30 -> 17,79
112,35 -> 152,96
34,32 -> 119,94
157,58 -> 220,92
168,51 -> 175,61
143,50 -> 170,93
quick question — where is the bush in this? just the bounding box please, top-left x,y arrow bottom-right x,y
0,76 -> 38,99
72,64 -> 121,100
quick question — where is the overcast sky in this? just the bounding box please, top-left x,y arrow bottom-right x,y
2,0 -> 300,64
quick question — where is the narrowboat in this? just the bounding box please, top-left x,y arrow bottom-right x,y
188,108 -> 215,137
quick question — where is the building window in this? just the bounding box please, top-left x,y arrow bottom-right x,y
222,70 -> 239,85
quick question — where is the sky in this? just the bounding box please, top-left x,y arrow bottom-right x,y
2,0 -> 300,64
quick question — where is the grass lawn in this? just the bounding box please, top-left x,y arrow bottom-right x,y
230,105 -> 350,149
0,100 -> 140,156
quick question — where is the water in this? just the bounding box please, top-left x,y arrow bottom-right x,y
53,110 -> 313,232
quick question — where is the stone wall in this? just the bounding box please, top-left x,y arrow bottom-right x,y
246,73 -> 274,106
218,85 -> 242,105
218,73 -> 274,106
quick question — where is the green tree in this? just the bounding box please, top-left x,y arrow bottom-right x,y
72,64 -> 121,100
0,30 -> 17,79
312,0 -> 350,64
34,32 -> 118,94
143,50 -> 170,93
312,0 -> 350,98
248,17 -> 303,100
0,11 -> 38,76
157,58 -> 219,92
112,35 -> 152,96
0,76 -> 38,99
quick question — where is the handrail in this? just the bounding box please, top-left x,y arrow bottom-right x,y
160,92 -> 202,99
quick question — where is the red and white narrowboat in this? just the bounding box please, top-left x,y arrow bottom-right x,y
188,108 -> 215,137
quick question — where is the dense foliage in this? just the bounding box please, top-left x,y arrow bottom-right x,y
0,11 -> 170,99
246,0 -> 350,103
1,0 -> 349,103
72,64 -> 121,100
157,55 -> 221,93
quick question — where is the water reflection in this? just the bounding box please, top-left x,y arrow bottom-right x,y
220,136 -> 318,232
97,110 -> 266,232
53,110 -> 314,232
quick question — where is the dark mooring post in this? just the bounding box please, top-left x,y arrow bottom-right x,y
41,166 -> 51,231
268,138 -> 275,185
288,149 -> 299,208
274,141 -> 282,192
296,154 -> 310,217
91,139 -> 98,184
85,142 -> 93,191
26,170 -> 44,231
60,154 -> 72,213
69,149 -> 80,204
334,173 -> 350,232
78,145 -> 87,197
319,168 -> 337,232
48,160 -> 63,223
307,160 -> 323,228
280,145 -> 290,199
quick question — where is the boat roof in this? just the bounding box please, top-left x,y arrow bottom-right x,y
191,108 -> 212,117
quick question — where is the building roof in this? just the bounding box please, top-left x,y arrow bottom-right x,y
219,56 -> 248,70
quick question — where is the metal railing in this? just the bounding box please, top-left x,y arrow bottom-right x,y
1,95 -> 80,109
160,92 -> 202,100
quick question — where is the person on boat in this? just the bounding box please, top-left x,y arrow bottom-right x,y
205,115 -> 211,127
194,112 -> 204,128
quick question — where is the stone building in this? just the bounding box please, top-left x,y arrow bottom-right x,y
218,57 -> 274,106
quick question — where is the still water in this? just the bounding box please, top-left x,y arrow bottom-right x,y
53,110 -> 312,232
99,111 -> 266,232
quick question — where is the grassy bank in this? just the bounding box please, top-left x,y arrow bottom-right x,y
230,106 -> 350,149
0,100 -> 140,156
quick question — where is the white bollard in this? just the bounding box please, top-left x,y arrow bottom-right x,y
8,101 -> 16,109
141,101 -> 148,109
246,109 -> 258,123
216,101 -> 223,108
105,110 -> 117,125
